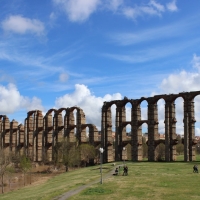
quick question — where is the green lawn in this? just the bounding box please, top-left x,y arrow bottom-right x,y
1,160 -> 200,200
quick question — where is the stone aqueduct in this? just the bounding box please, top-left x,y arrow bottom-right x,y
0,107 -> 100,162
0,91 -> 200,163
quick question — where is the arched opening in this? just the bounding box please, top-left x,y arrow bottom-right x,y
141,123 -> 148,160
157,99 -> 165,139
156,99 -> 166,161
86,127 -> 89,142
175,97 -> 184,161
141,100 -> 148,133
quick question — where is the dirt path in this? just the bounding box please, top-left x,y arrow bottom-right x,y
54,166 -> 119,200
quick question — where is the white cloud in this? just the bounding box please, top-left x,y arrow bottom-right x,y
1,15 -> 45,36
155,54 -> 200,135
55,84 -> 122,129
53,0 -> 101,22
59,72 -> 69,82
0,83 -> 44,114
192,54 -> 200,72
160,70 -> 200,93
166,0 -> 178,12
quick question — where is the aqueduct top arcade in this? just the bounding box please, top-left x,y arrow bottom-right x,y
101,91 -> 200,162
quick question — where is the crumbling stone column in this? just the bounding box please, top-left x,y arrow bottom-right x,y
0,116 -> 10,152
165,100 -> 177,161
25,112 -> 33,159
101,104 -> 113,163
115,105 -> 124,161
101,105 -> 106,162
33,111 -> 43,162
77,108 -> 86,143
17,124 -> 24,156
10,119 -> 18,155
147,98 -> 159,161
184,99 -> 196,161
183,99 -> 196,161
43,110 -> 56,162
65,109 -> 76,142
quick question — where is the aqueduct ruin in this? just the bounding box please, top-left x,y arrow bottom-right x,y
101,91 -> 200,162
0,91 -> 200,163
0,107 -> 99,162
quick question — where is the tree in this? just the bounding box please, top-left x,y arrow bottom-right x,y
79,144 -> 96,166
0,149 -> 13,193
53,138 -> 80,172
175,135 -> 184,155
176,143 -> 184,155
19,155 -> 32,186
155,143 -> 165,161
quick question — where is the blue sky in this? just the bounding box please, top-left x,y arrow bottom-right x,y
0,0 -> 200,135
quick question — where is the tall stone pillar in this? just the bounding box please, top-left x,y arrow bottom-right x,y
169,102 -> 177,161
77,108 -> 86,143
101,105 -> 106,163
101,104 -> 113,163
147,99 -> 159,161
106,107 -> 114,162
131,101 -> 142,161
115,106 -> 120,161
165,102 -> 170,161
115,104 -> 127,161
17,124 -> 24,156
188,99 -> 196,161
10,119 -> 18,155
65,109 -> 75,142
184,99 -> 192,161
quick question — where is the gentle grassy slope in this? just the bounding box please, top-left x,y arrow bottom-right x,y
1,160 -> 200,200
0,164 -> 113,200
70,161 -> 200,200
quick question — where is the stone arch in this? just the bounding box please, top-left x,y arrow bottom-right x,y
178,91 -> 200,161
101,101 -> 120,162
17,124 -> 24,156
65,106 -> 86,143
43,108 -> 57,162
25,110 -> 43,161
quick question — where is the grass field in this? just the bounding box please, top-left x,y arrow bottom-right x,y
1,158 -> 200,200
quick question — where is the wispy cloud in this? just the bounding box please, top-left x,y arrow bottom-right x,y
1,15 -> 45,36
52,0 -> 179,23
166,0 -> 178,12
103,38 -> 200,63
109,16 -> 199,46
52,0 -> 101,22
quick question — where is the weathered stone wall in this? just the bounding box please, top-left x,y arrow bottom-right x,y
0,107 -> 99,163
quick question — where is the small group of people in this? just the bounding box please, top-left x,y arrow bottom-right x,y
113,165 -> 128,176
193,165 -> 198,173
123,165 -> 128,176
